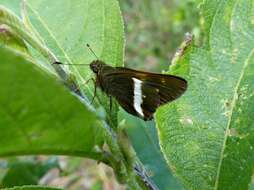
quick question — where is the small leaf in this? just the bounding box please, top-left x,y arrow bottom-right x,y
156,0 -> 254,189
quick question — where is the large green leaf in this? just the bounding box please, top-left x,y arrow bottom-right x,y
0,46 -> 103,157
156,0 -> 254,189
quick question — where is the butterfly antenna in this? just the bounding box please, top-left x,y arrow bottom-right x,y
86,43 -> 99,59
52,44 -> 99,66
53,62 -> 89,66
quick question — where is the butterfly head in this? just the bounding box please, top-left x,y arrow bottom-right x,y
90,60 -> 104,74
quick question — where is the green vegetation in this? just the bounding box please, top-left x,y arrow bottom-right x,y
120,0 -> 201,72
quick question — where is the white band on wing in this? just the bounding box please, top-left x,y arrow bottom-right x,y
132,78 -> 144,117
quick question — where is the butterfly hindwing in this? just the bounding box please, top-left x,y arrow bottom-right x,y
101,73 -> 139,118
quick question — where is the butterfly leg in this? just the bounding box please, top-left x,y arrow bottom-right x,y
90,78 -> 97,105
84,78 -> 94,85
81,78 -> 97,105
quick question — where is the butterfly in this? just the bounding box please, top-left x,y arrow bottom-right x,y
89,61 -> 187,121
55,45 -> 187,121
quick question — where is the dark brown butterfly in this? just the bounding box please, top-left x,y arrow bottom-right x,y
88,60 -> 187,120
55,45 -> 187,121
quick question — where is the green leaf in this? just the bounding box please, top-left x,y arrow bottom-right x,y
2,185 -> 62,190
156,0 -> 254,189
0,46 -> 104,158
23,0 -> 124,91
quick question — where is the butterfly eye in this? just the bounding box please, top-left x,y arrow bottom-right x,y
90,62 -> 99,73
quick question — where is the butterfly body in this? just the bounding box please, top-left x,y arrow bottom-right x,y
90,60 -> 187,121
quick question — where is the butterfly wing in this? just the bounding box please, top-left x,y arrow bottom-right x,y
100,66 -> 187,120
103,75 -> 139,118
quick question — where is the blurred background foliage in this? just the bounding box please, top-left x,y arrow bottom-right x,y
0,0 -> 201,189
120,0 -> 201,72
